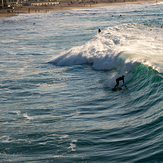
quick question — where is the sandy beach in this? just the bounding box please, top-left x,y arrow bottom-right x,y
0,0 -> 159,17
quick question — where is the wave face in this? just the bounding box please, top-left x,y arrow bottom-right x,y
0,1 -> 163,163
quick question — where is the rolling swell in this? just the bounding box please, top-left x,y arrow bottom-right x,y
117,64 -> 163,162
92,64 -> 163,162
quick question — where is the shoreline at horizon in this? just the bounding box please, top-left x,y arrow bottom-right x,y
0,0 -> 160,18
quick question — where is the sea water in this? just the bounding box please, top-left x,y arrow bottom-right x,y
0,1 -> 163,162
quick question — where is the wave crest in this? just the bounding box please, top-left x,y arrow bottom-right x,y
49,23 -> 163,74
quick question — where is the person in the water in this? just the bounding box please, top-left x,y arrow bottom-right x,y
114,75 -> 124,88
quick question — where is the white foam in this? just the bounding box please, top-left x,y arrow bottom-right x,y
68,139 -> 77,151
39,142 -> 47,145
152,1 -> 163,6
60,134 -> 69,139
49,23 -> 163,75
72,139 -> 77,143
0,40 -> 18,43
0,136 -> 13,143
10,110 -> 21,115
23,113 -> 34,120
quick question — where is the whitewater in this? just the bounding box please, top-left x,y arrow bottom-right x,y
0,1 -> 163,162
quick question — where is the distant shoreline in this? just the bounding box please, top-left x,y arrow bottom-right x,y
0,0 -> 159,18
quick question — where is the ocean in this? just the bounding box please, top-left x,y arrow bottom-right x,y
0,1 -> 163,162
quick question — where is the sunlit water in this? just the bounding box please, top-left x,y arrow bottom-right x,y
0,1 -> 163,162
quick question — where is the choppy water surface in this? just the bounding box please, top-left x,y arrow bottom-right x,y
0,1 -> 163,162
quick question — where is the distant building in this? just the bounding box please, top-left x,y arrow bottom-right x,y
0,0 -> 59,8
30,1 -> 59,6
0,0 -> 24,8
0,0 -> 5,8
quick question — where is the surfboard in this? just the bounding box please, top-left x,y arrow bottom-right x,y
112,87 -> 117,91
112,87 -> 123,91
112,85 -> 127,91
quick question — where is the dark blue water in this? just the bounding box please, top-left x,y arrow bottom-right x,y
0,1 -> 163,162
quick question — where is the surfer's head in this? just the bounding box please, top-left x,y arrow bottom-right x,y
122,75 -> 124,78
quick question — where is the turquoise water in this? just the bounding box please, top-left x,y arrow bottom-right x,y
0,1 -> 163,162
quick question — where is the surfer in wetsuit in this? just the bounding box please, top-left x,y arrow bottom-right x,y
114,75 -> 124,88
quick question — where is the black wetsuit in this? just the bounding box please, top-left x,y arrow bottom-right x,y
114,76 -> 124,88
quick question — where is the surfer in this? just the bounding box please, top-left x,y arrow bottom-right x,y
114,75 -> 124,88
98,28 -> 101,33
